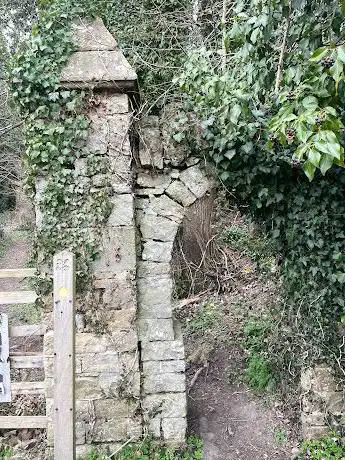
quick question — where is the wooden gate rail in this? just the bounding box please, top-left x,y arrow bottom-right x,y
0,268 -> 47,429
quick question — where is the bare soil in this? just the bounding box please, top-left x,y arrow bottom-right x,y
186,346 -> 295,460
176,201 -> 300,460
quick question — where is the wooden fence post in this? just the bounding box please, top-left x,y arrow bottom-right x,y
53,251 -> 76,460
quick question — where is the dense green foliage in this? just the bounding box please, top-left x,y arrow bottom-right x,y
79,437 -> 203,460
7,1 -> 113,288
299,433 -> 345,459
177,0 -> 345,379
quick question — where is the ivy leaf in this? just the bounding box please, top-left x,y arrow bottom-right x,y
229,105 -> 241,124
329,59 -> 343,88
224,150 -> 236,160
337,45 -> 345,64
341,0 -> 345,16
303,160 -> 316,181
309,47 -> 328,62
173,132 -> 184,143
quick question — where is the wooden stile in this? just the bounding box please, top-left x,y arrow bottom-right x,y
53,251 -> 76,460
0,291 -> 37,305
11,381 -> 45,395
0,416 -> 47,429
0,268 -> 36,279
9,324 -> 46,337
10,354 -> 44,369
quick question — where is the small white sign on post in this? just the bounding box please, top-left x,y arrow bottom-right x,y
53,251 -> 76,460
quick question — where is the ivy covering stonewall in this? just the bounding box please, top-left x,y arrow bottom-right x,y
177,0 -> 345,383
7,0 -> 112,290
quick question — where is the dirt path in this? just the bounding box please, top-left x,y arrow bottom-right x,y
187,349 -> 294,460
0,232 -> 31,292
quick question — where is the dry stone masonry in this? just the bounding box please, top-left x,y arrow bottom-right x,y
37,18 -> 215,455
301,366 -> 345,440
137,116 -> 213,441
42,19 -> 140,457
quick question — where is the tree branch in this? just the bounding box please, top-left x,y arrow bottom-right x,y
275,3 -> 291,94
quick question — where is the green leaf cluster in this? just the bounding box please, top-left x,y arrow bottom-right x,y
299,433 -> 345,459
7,0 -> 112,290
79,437 -> 204,460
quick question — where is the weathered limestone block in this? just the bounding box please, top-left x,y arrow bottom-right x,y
102,93 -> 129,115
99,372 -> 141,398
93,273 -> 136,310
165,180 -> 197,207
161,417 -> 186,441
142,240 -> 174,263
137,277 -> 172,313
143,360 -> 185,375
312,366 -> 337,396
105,329 -> 138,353
76,376 -> 103,400
138,214 -> 179,242
302,425 -> 328,440
76,400 -> 93,422
94,226 -> 136,275
110,153 -> 133,194
72,18 -> 117,51
143,393 -> 187,418
327,392 -> 345,415
179,165 -> 211,198
137,172 -> 171,191
101,308 -> 136,329
149,195 -> 184,222
108,114 -> 133,157
108,194 -> 134,226
137,261 -> 171,278
301,412 -> 325,426
139,126 -> 164,169
141,340 -> 185,362
92,417 -> 142,442
138,318 -> 175,342
77,352 -> 138,376
76,333 -> 108,354
76,421 -> 87,445
61,51 -> 137,88
143,373 -> 186,394
87,110 -> 110,154
301,366 -> 345,441
139,302 -> 172,320
94,399 -> 139,419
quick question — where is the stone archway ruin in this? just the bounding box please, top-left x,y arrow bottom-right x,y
39,18 -> 215,456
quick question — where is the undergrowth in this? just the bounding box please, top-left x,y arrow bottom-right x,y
298,433 -> 345,459
0,446 -> 12,459
79,437 -> 203,460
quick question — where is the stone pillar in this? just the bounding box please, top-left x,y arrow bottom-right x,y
136,115 -> 213,442
42,18 -> 141,457
39,18 -> 215,455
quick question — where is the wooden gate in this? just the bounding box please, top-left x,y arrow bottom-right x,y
0,268 -> 47,429
0,251 -> 76,459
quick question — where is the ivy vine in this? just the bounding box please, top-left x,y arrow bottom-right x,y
177,0 -> 345,381
7,0 -> 112,290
